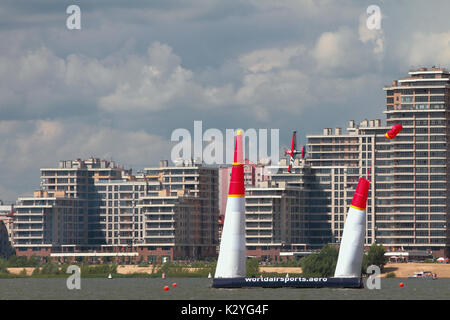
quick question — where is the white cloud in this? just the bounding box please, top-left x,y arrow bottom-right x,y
233,45 -> 313,120
0,42 -> 231,116
1,120 -> 170,170
312,28 -> 353,71
4,0 -> 450,203
248,0 -> 356,19
0,120 -> 171,201
239,45 -> 306,73
98,42 -> 241,113
236,69 -> 312,121
311,25 -> 386,76
403,31 -> 450,67
358,13 -> 384,57
0,46 -> 114,116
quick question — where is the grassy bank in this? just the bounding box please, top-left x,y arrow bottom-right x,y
0,255 -> 450,279
1,262 -> 217,279
1,263 -> 119,278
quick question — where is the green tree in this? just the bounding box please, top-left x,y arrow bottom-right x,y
246,258 -> 259,277
28,255 -> 40,267
385,272 -> 396,278
0,258 -> 9,273
300,245 -> 339,277
362,243 -> 388,273
40,262 -> 60,275
32,267 -> 41,275
6,255 -> 17,267
7,255 -> 34,267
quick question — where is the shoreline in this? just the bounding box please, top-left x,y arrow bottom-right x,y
259,263 -> 450,278
3,262 -> 450,279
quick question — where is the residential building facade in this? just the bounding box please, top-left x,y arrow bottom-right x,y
305,67 -> 450,257
12,158 -> 219,261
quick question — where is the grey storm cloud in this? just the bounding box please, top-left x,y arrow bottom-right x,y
1,0 -> 450,201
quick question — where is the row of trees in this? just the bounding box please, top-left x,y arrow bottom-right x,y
1,244 -> 387,277
238,243 -> 388,277
0,254 -> 41,268
300,243 -> 388,277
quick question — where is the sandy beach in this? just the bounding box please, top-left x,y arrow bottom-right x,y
7,267 -> 35,276
380,263 -> 450,278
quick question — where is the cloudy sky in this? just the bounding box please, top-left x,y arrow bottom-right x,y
1,0 -> 450,202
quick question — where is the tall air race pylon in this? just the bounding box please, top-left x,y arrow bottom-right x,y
214,130 -> 246,279
334,177 -> 370,278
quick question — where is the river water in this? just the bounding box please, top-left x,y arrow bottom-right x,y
0,277 -> 448,300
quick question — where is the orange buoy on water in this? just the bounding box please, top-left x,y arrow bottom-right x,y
172,283 -> 177,287
163,286 -> 170,291
399,282 -> 404,288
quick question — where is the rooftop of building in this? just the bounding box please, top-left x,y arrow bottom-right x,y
95,179 -> 151,184
145,159 -> 219,171
17,190 -> 71,200
0,204 -> 14,215
307,119 -> 386,138
408,66 -> 450,75
39,158 -> 126,171
385,66 -> 450,89
67,157 -> 121,169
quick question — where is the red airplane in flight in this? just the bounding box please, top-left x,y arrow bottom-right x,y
284,131 -> 305,173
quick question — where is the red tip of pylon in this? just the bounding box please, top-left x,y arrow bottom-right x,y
350,178 -> 370,210
228,130 -> 245,197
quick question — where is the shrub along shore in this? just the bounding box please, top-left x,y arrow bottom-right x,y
3,264 -> 450,279
0,261 -> 218,279
2,244 -> 448,279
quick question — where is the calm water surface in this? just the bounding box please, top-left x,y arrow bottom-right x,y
0,278 -> 449,300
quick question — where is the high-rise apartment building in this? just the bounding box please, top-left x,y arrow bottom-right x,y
307,124 -> 377,248
94,179 -> 149,247
13,158 -> 219,261
13,190 -> 80,256
268,159 -> 333,249
245,180 -> 305,261
39,158 -> 125,248
142,160 -> 219,260
0,202 -> 14,258
306,67 -> 450,257
377,67 -> 448,257
247,157 -> 365,260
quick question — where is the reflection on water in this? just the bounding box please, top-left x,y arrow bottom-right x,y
0,278 -> 449,300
